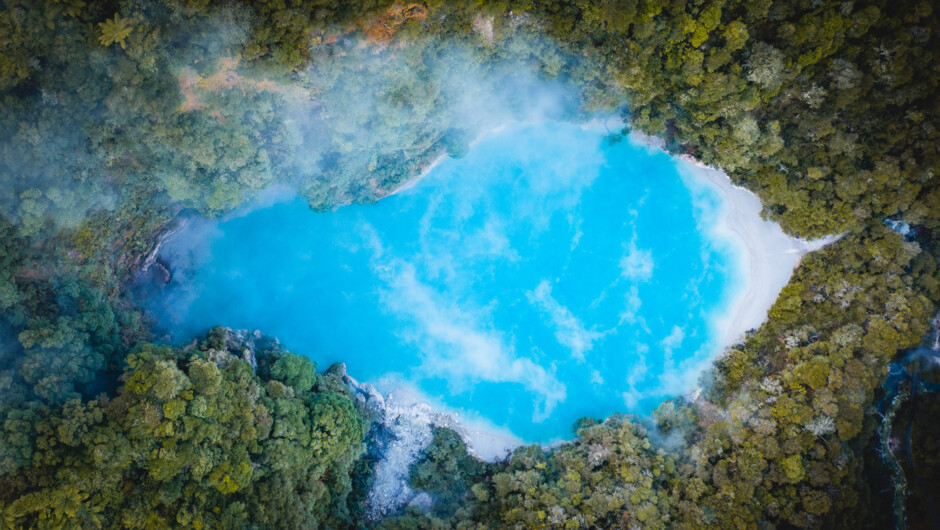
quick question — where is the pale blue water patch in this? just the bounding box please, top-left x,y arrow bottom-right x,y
146,122 -> 743,443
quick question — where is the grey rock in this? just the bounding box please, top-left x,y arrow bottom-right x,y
343,370 -> 473,520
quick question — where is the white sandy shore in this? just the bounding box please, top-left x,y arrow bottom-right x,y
679,162 -> 838,346
622,131 -> 840,349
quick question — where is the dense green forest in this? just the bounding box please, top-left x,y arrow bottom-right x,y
0,328 -> 364,527
0,0 -> 938,528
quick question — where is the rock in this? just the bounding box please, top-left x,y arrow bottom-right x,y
884,218 -> 913,237
472,13 -> 495,42
343,372 -> 475,520
409,492 -> 434,511
138,216 -> 190,277
207,332 -> 479,519
221,328 -> 264,369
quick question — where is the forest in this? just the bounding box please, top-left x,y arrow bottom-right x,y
0,0 -> 938,528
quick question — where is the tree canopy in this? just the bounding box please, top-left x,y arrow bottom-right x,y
0,0 -> 938,527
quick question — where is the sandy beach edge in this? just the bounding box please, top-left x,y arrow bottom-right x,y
626,130 -> 839,351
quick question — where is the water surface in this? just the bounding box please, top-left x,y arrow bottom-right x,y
148,122 -> 743,443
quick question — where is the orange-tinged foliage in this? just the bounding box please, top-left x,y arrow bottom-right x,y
358,3 -> 428,45
177,56 -> 285,116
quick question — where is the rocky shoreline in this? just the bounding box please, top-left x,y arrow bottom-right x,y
337,364 -> 477,519
126,208 -> 486,519
186,326 -> 482,520
135,214 -> 192,284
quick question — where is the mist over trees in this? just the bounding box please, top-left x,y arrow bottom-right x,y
0,0 -> 938,528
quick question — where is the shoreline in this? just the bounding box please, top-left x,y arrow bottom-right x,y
149,121 -> 841,494
341,367 -> 522,518
384,116 -> 620,198
353,125 -> 842,473
384,151 -> 450,196
384,123 -> 513,197
354,125 -> 842,473
397,128 -> 839,462
628,130 -> 839,349
678,158 -> 839,348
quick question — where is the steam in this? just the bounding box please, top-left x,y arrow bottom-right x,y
280,34 -> 587,208
133,17 -> 606,330
1,1 -> 605,238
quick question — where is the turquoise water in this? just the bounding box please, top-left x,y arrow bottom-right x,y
148,122 -> 742,443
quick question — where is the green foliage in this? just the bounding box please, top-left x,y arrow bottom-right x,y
99,13 -> 135,49
0,0 -> 937,528
0,330 -> 364,529
408,428 -> 485,519
269,353 -> 316,392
